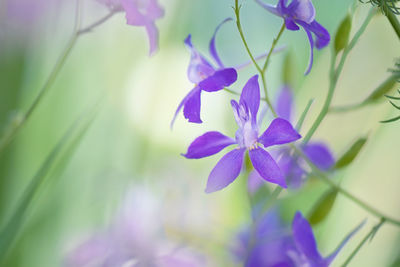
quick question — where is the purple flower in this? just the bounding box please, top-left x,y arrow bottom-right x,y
171,19 -> 238,127
232,210 -> 363,267
256,0 -> 330,74
183,75 -> 301,193
98,0 -> 164,55
65,188 -> 206,267
249,86 -> 334,191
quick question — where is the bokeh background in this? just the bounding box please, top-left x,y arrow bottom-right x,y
1,0 -> 400,266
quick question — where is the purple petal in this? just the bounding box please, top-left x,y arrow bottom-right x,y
146,0 -> 165,20
297,20 -> 330,75
303,26 -> 314,75
247,170 -> 265,194
278,153 -> 305,189
183,88 -> 202,123
255,0 -> 282,16
65,235 -> 111,266
205,148 -> 245,193
122,0 -> 164,25
249,148 -> 286,188
209,18 -> 232,68
199,68 -> 237,92
302,143 -> 335,171
145,23 -> 159,56
324,220 -> 365,265
184,35 -> 216,84
258,118 -> 301,148
285,18 -> 300,31
239,75 -> 260,123
171,87 -> 201,128
276,86 -> 294,122
307,21 -> 331,49
183,131 -> 236,159
292,212 -> 324,263
287,0 -> 315,24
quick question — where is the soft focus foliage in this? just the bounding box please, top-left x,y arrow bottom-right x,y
0,0 -> 400,266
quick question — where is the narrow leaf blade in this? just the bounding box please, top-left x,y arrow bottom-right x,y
335,137 -> 367,169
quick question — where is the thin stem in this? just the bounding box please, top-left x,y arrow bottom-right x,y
234,1 -> 263,74
341,218 -> 386,266
387,11 -> 400,40
77,10 -> 117,35
233,0 -> 279,116
296,99 -> 314,130
0,7 -> 116,155
260,75 -> 278,116
292,145 -> 400,227
303,8 -> 376,143
262,23 -> 285,72
329,102 -> 365,113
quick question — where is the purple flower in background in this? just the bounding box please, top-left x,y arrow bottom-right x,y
232,210 -> 363,267
171,19 -> 238,127
65,188 -> 206,267
256,0 -> 330,74
249,86 -> 334,191
98,0 -> 164,55
183,75 -> 301,193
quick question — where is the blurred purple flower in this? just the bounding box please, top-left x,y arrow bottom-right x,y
249,86 -> 334,191
232,210 -> 363,267
256,0 -> 330,74
65,189 -> 205,267
171,19 -> 238,127
97,0 -> 164,55
183,75 -> 301,193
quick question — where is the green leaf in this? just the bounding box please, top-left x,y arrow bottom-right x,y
334,14 -> 352,54
380,115 -> 400,123
335,137 -> 367,169
0,103 -> 99,262
308,188 -> 338,225
364,75 -> 399,103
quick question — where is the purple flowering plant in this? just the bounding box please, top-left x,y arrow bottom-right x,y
232,209 -> 364,267
249,86 -> 335,190
171,19 -> 238,126
256,0 -> 330,74
97,0 -> 164,55
183,75 -> 301,192
2,0 -> 400,265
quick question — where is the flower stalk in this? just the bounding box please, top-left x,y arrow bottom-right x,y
0,3 -> 118,155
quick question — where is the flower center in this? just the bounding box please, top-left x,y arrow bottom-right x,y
231,101 -> 258,149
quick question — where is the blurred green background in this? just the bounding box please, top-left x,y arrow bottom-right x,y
0,0 -> 400,266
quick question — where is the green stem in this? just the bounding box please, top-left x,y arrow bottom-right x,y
303,8 -> 376,143
0,8 -> 115,155
341,218 -> 386,266
329,102 -> 365,113
387,11 -> 400,40
293,145 -> 400,227
262,23 -> 285,72
234,1 -> 263,74
234,0 -> 280,116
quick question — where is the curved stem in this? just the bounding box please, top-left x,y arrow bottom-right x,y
77,10 -> 117,35
234,0 -> 279,116
0,7 -> 116,155
234,1 -> 263,74
302,8 -> 376,143
341,218 -> 386,266
293,145 -> 400,227
262,23 -> 285,72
